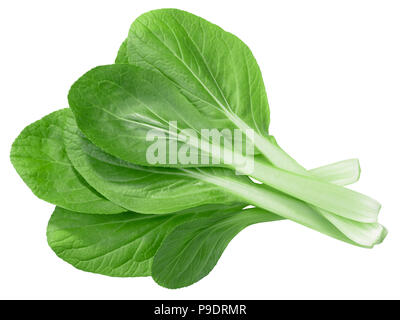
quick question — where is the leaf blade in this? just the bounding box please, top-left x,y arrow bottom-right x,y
152,208 -> 281,288
128,9 -> 270,135
10,109 -> 124,214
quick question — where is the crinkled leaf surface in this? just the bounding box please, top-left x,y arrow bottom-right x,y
47,204 -> 246,277
10,109 -> 124,214
152,208 -> 282,288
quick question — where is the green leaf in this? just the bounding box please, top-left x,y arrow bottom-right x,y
116,38 -> 360,187
47,204 -> 246,277
115,39 -> 129,64
126,8 -> 298,172
127,9 -> 270,137
152,207 -> 281,289
10,109 -> 124,214
68,63 -> 235,167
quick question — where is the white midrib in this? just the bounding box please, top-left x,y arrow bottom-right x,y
187,170 -> 382,248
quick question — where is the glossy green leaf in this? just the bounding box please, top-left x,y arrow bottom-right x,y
152,207 -> 281,288
47,204 -> 246,277
10,109 -> 124,214
115,39 -> 360,188
125,9 -> 298,171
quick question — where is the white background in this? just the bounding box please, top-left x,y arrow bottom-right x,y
1,0 -> 399,299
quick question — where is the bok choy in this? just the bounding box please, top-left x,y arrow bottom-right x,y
11,8 -> 386,289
